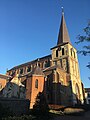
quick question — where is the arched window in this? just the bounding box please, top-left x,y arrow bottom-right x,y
70,48 -> 73,56
60,59 -> 62,68
45,59 -> 50,67
74,51 -> 76,58
27,66 -> 31,72
45,61 -> 48,68
75,83 -> 80,99
35,79 -> 38,89
57,72 -> 59,82
20,68 -> 23,74
38,63 -> 40,67
62,48 -> 64,55
56,49 -> 58,57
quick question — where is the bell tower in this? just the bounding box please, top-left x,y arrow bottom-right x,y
51,9 -> 84,104
51,9 -> 71,72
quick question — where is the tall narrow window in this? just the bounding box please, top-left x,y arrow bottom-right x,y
35,79 -> 38,89
38,63 -> 40,67
45,61 -> 48,68
75,83 -> 80,99
60,59 -> 62,68
74,51 -> 76,58
71,48 -> 72,56
46,59 -> 50,67
20,68 -> 23,74
27,66 -> 31,72
62,48 -> 64,55
56,50 -> 58,57
57,72 -> 59,82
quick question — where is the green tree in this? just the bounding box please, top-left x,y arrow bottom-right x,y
33,92 -> 49,115
75,21 -> 90,69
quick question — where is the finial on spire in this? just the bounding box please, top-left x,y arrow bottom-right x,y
57,7 -> 71,45
61,7 -> 64,15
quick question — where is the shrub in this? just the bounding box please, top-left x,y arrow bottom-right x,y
2,115 -> 35,120
0,103 -> 12,118
64,107 -> 85,116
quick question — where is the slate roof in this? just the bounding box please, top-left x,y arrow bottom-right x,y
19,65 -> 44,78
8,54 -> 51,72
57,11 -> 71,45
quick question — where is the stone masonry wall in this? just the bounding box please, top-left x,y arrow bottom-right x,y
0,98 -> 30,116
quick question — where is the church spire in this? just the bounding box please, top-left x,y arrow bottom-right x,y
57,8 -> 71,45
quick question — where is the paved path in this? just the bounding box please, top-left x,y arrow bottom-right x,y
52,111 -> 90,120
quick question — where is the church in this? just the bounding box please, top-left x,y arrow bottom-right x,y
0,10 -> 85,108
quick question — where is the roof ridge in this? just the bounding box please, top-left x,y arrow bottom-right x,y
8,54 -> 51,71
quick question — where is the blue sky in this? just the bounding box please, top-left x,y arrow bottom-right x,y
0,0 -> 90,88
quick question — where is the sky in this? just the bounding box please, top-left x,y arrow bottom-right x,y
0,0 -> 90,88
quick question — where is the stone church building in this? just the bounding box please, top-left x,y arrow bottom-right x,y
0,11 -> 84,108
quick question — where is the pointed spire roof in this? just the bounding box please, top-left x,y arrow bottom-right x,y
57,8 -> 71,45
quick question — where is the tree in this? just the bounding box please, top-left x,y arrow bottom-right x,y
33,92 -> 49,115
75,21 -> 90,70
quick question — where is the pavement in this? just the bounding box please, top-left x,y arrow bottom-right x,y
52,111 -> 90,120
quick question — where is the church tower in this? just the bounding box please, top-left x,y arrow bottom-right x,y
51,9 -> 84,104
